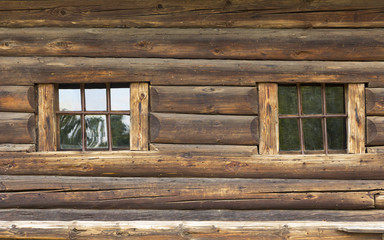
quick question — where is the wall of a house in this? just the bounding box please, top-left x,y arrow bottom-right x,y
1,1 -> 384,239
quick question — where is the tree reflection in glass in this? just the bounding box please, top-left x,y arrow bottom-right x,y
111,115 -> 130,148
85,115 -> 108,149
60,115 -> 82,149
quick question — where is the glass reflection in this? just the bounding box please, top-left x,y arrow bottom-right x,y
326,85 -> 345,114
85,84 -> 106,111
111,115 -> 130,149
327,118 -> 346,150
278,85 -> 298,115
59,115 -> 82,149
59,88 -> 81,111
301,85 -> 322,114
303,118 -> 323,150
111,88 -> 130,111
279,118 -> 300,151
85,115 -> 108,149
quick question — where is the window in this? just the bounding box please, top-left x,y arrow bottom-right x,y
278,84 -> 347,154
58,83 -> 131,151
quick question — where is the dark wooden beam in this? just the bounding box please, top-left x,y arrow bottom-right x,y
0,113 -> 35,144
0,86 -> 35,113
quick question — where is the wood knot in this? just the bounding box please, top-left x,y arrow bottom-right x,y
50,7 -> 68,16
134,41 -> 153,51
1,41 -> 16,49
49,41 -> 73,50
157,4 -> 163,9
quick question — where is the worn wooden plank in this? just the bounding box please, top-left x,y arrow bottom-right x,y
130,83 -> 149,151
2,152 -> 384,179
375,194 -> 384,209
0,144 -> 35,152
0,221 -> 382,240
4,209 -> 384,222
2,28 -> 384,61
258,83 -> 278,154
1,0 -> 384,29
150,144 -> 258,155
348,84 -> 365,153
0,57 -> 383,86
0,86 -> 35,112
367,147 -> 384,153
366,88 -> 384,115
367,117 -> 384,146
37,84 -> 57,151
150,113 -> 258,145
0,176 -> 377,209
0,113 -> 35,144
150,86 -> 258,115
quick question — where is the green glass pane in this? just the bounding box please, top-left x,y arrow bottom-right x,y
111,115 -> 130,149
327,118 -> 346,150
279,118 -> 300,151
302,118 -> 323,150
59,115 -> 82,149
85,115 -> 108,149
278,85 -> 298,115
326,85 -> 345,114
301,85 -> 322,114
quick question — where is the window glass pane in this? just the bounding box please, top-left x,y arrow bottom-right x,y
85,84 -> 106,111
111,88 -> 130,111
85,115 -> 108,149
302,118 -> 323,150
59,87 -> 81,111
327,118 -> 346,150
301,85 -> 322,114
111,115 -> 130,149
278,85 -> 298,115
59,115 -> 82,149
279,118 -> 300,151
326,85 -> 345,114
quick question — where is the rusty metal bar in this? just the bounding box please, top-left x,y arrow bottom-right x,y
106,83 -> 113,151
297,83 -> 305,154
80,84 -> 86,152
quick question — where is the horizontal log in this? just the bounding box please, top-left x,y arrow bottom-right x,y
0,176 -> 378,209
150,113 -> 258,145
375,195 -> 384,209
0,113 -> 35,144
150,144 -> 258,155
1,0 -> 384,28
150,86 -> 258,115
2,28 -> 384,61
0,221 -> 382,240
366,117 -> 384,146
0,144 -> 35,152
0,57 -> 383,86
367,147 -> 384,153
366,88 -> 384,115
1,152 -> 384,179
3,209 -> 384,222
0,86 -> 35,112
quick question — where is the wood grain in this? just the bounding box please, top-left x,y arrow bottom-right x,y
366,117 -> 384,146
374,194 -> 384,209
0,176 -> 378,209
258,83 -> 278,154
0,86 -> 35,112
367,147 -> 384,153
150,144 -> 258,155
150,86 -> 258,115
0,221 -> 382,240
37,84 -> 57,151
366,88 -> 384,115
1,152 -> 384,179
150,113 -> 258,145
347,84 -> 365,153
0,57 -> 383,86
0,144 -> 35,152
130,83 -> 149,151
1,28 -> 384,61
0,113 -> 35,144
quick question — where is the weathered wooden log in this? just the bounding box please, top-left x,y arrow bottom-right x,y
367,147 -> 384,153
0,176 -> 378,209
1,28 -> 384,61
150,86 -> 258,115
150,144 -> 258,155
0,86 -> 34,112
0,113 -> 35,144
0,0 -> 383,29
0,144 -> 34,152
366,117 -> 384,146
374,194 -> 384,209
348,84 -> 365,153
366,88 -> 384,115
0,57 -> 383,86
3,209 -> 384,222
150,113 -> 258,145
1,152 -> 384,179
0,221 -> 382,239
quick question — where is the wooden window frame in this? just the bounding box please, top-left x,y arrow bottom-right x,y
38,82 -> 149,152
258,83 -> 365,155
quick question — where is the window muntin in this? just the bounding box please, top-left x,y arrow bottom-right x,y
278,83 -> 347,154
58,83 -> 130,151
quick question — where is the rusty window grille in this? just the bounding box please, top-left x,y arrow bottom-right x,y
278,83 -> 347,154
57,83 -> 131,151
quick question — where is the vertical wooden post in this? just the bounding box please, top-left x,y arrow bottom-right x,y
258,83 -> 279,155
348,83 -> 365,154
130,83 -> 149,151
38,84 -> 57,151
